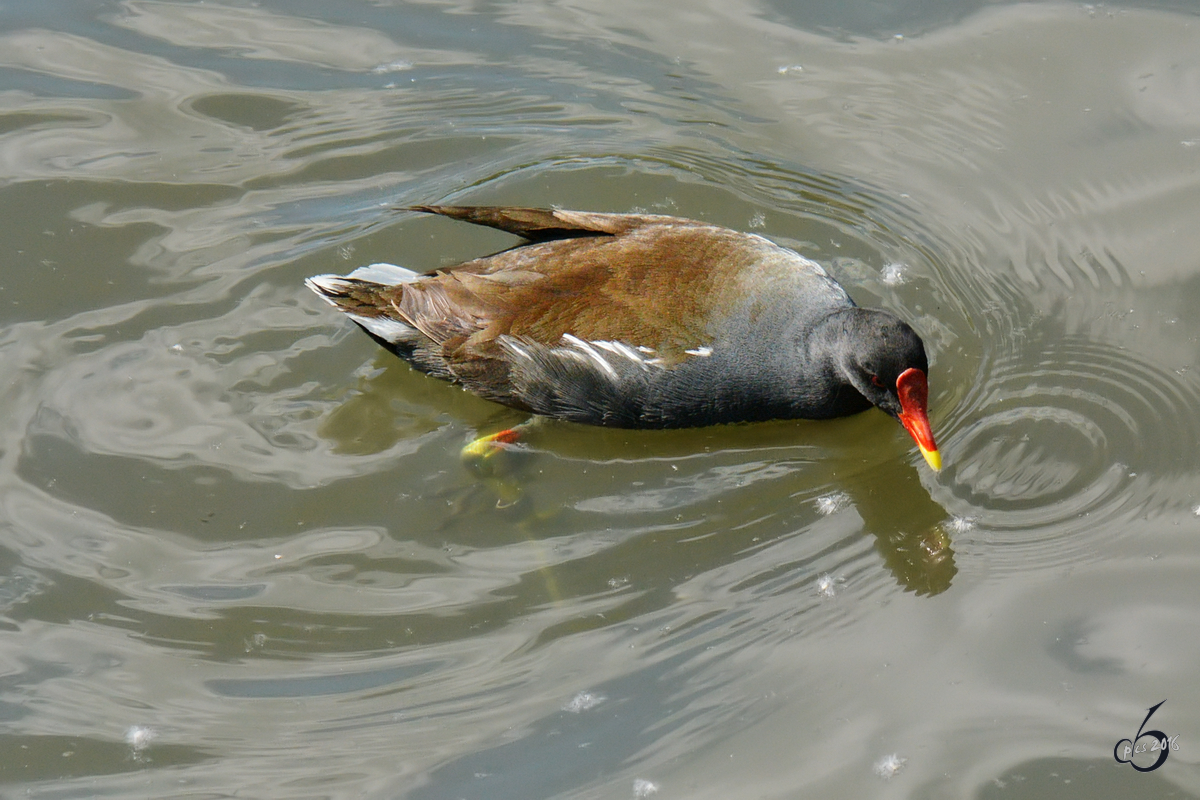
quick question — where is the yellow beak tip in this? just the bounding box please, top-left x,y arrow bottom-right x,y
920,447 -> 942,472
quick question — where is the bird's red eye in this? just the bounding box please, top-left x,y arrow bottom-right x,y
871,375 -> 886,388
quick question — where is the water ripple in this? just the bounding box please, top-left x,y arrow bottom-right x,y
941,336 -> 1200,532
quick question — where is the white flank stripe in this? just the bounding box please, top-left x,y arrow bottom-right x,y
592,340 -> 652,369
561,334 -> 618,379
500,337 -> 531,359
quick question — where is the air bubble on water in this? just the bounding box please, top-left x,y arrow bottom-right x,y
881,262 -> 909,285
564,691 -> 605,713
1192,504 -> 1200,517
946,515 -> 976,534
874,753 -> 907,780
777,65 -> 803,75
816,573 -> 843,597
633,778 -> 660,797
815,491 -> 850,516
125,726 -> 156,751
372,60 -> 413,73
749,211 -> 767,228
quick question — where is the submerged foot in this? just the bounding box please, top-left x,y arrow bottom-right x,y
460,427 -> 523,461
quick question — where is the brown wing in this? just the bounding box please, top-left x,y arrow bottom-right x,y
398,208 -> 775,361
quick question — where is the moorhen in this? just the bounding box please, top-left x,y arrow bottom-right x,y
307,206 -> 941,470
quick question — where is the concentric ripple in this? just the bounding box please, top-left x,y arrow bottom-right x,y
939,335 -> 1200,533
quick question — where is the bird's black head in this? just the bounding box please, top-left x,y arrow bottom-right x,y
837,310 -> 927,414
829,308 -> 940,470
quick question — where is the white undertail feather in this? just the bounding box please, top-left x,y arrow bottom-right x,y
305,263 -> 420,305
348,314 -> 419,344
306,264 -> 422,345
346,262 -> 421,284
304,275 -> 352,307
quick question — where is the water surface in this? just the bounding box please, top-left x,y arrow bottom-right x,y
2,1 -> 1200,797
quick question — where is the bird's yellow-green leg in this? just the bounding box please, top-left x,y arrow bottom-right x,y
460,421 -> 535,506
458,418 -> 562,601
460,426 -> 524,461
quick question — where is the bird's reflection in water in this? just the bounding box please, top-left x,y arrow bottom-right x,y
460,421 -> 958,597
317,370 -> 957,600
837,455 -> 957,596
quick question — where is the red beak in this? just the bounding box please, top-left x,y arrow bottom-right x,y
896,367 -> 941,471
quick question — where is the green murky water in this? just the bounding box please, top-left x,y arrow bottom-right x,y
2,1 -> 1200,797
